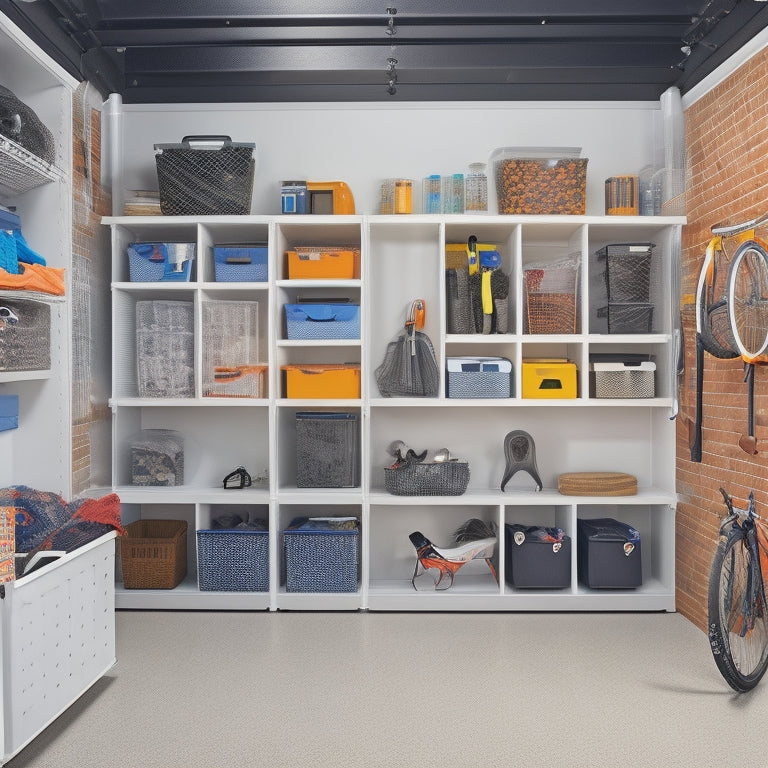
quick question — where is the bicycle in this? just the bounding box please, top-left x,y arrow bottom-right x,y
692,214 -> 768,459
708,487 -> 768,691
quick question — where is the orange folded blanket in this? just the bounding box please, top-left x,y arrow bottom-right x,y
0,262 -> 65,295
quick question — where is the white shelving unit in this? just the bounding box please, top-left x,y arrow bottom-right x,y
0,13 -> 112,766
106,212 -> 682,613
0,16 -> 73,495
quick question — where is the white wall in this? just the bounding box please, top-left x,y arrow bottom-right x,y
117,100 -> 662,216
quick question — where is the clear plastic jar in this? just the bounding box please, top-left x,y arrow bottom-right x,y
465,162 -> 488,212
442,174 -> 465,214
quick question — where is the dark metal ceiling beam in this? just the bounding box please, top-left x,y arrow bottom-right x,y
94,23 -> 687,47
122,42 -> 685,75
88,0 -> 701,26
119,81 -> 673,104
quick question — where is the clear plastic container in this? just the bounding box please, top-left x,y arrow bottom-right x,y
465,162 -> 488,212
442,174 -> 465,214
422,175 -> 441,214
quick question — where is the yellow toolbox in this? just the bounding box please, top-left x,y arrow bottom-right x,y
521,358 -> 577,399
281,363 -> 361,399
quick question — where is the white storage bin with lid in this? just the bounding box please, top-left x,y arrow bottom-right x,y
590,360 -> 656,398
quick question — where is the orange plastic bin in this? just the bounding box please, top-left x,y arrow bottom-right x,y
281,364 -> 361,399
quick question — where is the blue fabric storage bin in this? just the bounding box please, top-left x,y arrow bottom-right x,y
128,242 -> 195,282
284,517 -> 359,592
213,245 -> 268,282
285,302 -> 360,340
0,394 -> 18,432
197,528 -> 269,591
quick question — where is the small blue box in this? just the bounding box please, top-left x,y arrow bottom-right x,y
285,303 -> 360,340
0,395 -> 19,432
128,242 -> 195,282
213,244 -> 268,282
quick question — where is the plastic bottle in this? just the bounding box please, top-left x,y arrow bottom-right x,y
465,162 -> 488,212
422,175 -> 441,214
394,179 -> 413,214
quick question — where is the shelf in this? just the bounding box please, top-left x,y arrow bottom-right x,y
367,578 -> 674,612
275,590 -> 362,611
110,397 -> 269,408
368,488 -> 676,506
0,369 -> 51,383
115,485 -> 269,504
369,397 -> 674,408
115,578 -> 271,611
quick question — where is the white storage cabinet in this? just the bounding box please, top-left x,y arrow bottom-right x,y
2,534 -> 116,764
106,212 -> 682,613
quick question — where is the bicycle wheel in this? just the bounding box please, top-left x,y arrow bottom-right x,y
708,525 -> 768,691
727,239 -> 768,363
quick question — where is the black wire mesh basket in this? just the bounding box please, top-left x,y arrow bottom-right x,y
384,461 -> 470,496
154,135 -> 256,215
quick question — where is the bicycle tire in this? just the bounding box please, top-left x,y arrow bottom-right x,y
727,239 -> 768,363
696,238 -> 739,360
708,525 -> 768,691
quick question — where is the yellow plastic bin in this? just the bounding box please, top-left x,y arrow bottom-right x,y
521,358 -> 577,399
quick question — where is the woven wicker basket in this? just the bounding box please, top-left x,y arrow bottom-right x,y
121,519 -> 187,589
557,472 -> 637,496
384,461 -> 470,496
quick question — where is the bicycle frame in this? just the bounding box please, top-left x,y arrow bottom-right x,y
718,489 -> 768,637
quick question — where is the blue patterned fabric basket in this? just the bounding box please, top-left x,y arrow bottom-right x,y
213,245 -> 268,282
285,303 -> 360,340
196,528 -> 269,591
128,242 -> 195,282
284,519 -> 359,592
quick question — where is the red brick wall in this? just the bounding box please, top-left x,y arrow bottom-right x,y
71,83 -> 112,494
677,47 -> 768,630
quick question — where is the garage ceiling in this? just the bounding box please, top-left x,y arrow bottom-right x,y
1,0 -> 768,103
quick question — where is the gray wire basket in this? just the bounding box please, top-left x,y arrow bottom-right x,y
384,461 -> 470,496
154,136 -> 255,216
0,298 -> 50,371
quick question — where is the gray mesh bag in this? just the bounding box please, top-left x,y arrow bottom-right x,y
375,302 -> 439,398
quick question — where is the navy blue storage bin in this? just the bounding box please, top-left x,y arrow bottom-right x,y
197,528 -> 269,591
504,524 -> 571,588
285,302 -> 360,340
214,244 -> 268,282
283,517 -> 359,592
577,517 -> 642,588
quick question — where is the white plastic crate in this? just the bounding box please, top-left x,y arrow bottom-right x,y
2,533 -> 116,762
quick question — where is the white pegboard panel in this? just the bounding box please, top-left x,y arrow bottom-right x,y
2,533 -> 116,763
